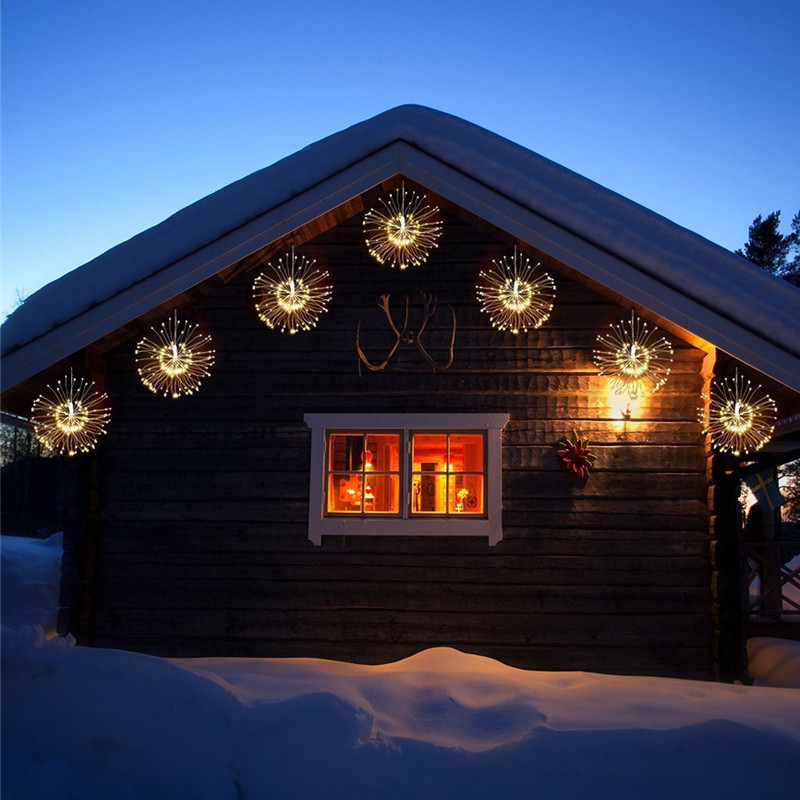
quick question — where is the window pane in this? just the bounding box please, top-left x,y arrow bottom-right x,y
411,471 -> 446,513
366,474 -> 399,513
410,431 -> 487,517
325,431 -> 401,516
328,433 -> 364,472
364,433 -> 400,471
449,474 -> 484,514
412,433 -> 447,472
448,434 -> 484,472
328,473 -> 364,513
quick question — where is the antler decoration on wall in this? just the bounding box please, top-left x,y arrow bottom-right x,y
356,293 -> 456,373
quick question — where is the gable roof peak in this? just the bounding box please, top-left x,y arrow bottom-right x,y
3,106 -> 800,398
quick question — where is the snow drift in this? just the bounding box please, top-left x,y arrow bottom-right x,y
2,532 -> 800,799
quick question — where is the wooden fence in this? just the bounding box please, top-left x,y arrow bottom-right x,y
746,542 -> 800,620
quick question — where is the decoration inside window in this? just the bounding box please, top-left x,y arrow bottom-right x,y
476,246 -> 556,333
135,310 -> 216,398
411,433 -> 484,515
700,368 -> 777,456
30,369 -> 111,456
593,308 -> 673,400
253,246 -> 332,334
362,183 -> 442,270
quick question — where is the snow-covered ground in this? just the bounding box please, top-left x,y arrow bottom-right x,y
2,533 -> 800,799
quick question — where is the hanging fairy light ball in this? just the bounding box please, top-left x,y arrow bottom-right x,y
30,369 -> 111,456
253,246 -> 332,334
593,309 -> 673,399
135,311 -> 215,398
700,369 -> 777,456
476,246 -> 556,333
363,182 -> 442,269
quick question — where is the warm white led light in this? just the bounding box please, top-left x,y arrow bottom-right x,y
31,370 -> 111,456
594,309 -> 673,399
476,246 -> 555,333
700,369 -> 776,456
253,247 -> 332,334
136,311 -> 215,398
363,183 -> 442,269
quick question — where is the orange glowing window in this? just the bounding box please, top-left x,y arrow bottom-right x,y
325,432 -> 401,515
306,413 -> 508,544
411,432 -> 485,516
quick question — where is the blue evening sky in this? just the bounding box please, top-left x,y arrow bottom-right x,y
2,0 -> 798,316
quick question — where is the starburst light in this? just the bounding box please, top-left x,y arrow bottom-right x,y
253,247 -> 332,334
476,246 -> 555,333
363,183 -> 442,269
135,311 -> 215,398
593,309 -> 673,399
700,369 -> 776,456
31,369 -> 111,456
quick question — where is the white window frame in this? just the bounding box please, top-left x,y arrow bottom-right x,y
304,413 -> 509,546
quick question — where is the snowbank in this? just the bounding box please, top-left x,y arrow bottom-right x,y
748,637 -> 800,689
0,532 -> 63,636
2,533 -> 800,799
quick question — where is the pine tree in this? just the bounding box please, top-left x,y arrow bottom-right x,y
736,211 -> 790,272
783,211 -> 800,287
736,209 -> 800,287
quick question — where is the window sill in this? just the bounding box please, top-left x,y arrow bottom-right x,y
308,515 -> 502,545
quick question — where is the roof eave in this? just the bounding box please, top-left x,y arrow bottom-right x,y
3,104 -> 800,396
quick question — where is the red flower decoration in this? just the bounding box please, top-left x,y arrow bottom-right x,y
557,432 -> 596,479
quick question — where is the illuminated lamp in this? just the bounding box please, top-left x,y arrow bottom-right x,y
700,369 -> 777,456
594,309 -> 673,400
476,246 -> 555,333
253,246 -> 332,334
30,369 -> 111,456
136,311 -> 215,398
363,183 -> 442,269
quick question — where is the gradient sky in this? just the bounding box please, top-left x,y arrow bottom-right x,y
2,0 -> 799,317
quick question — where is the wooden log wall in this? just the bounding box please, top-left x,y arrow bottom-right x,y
88,211 -> 714,678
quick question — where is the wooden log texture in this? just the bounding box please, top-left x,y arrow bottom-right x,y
89,212 -> 714,677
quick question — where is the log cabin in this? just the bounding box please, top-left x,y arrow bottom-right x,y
3,105 -> 800,681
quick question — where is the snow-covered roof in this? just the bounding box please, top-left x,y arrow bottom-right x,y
3,104 -> 800,394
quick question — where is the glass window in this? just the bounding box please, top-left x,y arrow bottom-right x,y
305,413 -> 508,545
410,432 -> 485,516
325,432 -> 401,515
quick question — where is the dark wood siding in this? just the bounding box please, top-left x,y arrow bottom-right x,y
89,211 -> 713,678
